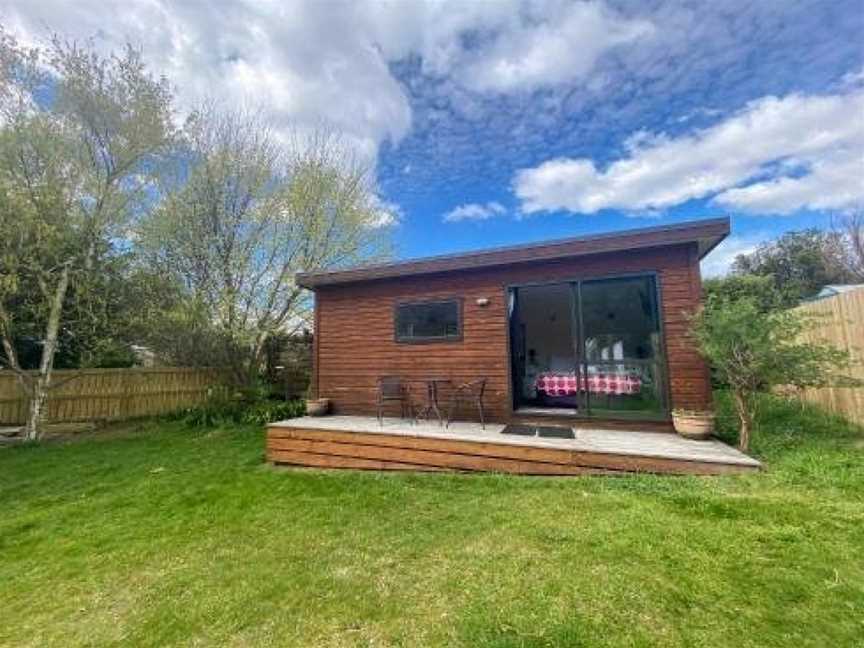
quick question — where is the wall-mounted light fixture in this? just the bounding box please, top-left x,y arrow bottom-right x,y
476,297 -> 490,307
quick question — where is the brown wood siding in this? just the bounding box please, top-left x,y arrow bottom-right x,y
311,298 -> 321,399
314,243 -> 712,424
267,426 -> 758,475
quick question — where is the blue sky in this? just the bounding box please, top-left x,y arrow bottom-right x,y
374,1 -> 864,273
6,0 -> 864,275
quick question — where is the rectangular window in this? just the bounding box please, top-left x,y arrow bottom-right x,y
395,299 -> 461,342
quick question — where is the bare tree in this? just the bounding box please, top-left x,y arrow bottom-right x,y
835,212 -> 864,281
0,31 -> 174,440
141,107 -> 392,384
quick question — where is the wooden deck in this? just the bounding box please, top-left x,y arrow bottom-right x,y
267,416 -> 760,476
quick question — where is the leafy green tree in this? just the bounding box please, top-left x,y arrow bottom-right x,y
55,254 -> 180,369
703,274 -> 783,313
0,31 -> 174,440
3,240 -> 171,370
691,296 -> 855,451
140,107 -> 392,385
731,229 -> 857,306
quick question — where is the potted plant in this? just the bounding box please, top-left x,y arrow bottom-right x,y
304,388 -> 330,416
671,409 -> 715,440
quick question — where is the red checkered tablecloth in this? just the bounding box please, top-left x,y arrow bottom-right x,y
535,372 -> 642,396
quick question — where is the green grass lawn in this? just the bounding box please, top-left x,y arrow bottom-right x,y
1,394 -> 862,647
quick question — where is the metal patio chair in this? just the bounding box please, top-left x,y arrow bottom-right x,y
446,377 -> 487,429
376,376 -> 414,426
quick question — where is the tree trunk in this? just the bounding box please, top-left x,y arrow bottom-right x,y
24,263 -> 70,442
732,389 -> 753,452
24,381 -> 47,441
1,302 -> 38,437
250,331 -> 270,387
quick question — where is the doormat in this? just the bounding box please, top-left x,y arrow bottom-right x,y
501,424 -> 536,436
536,426 -> 575,439
501,425 -> 575,439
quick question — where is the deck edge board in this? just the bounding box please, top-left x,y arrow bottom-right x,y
268,419 -> 761,468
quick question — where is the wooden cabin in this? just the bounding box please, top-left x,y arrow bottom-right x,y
298,217 -> 728,429
266,217 -> 760,475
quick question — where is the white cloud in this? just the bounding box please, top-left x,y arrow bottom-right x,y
3,1 -> 661,164
514,87 -> 864,216
442,201 -> 506,223
3,1 -> 414,164
454,2 -> 654,93
700,233 -> 764,278
368,196 -> 402,228
714,149 -> 863,214
842,66 -> 864,87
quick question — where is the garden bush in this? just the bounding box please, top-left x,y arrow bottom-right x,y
171,393 -> 305,427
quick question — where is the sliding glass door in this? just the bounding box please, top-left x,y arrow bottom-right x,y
577,276 -> 666,417
509,274 -> 667,419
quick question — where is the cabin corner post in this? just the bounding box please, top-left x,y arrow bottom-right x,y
690,242 -> 714,410
684,241 -> 713,411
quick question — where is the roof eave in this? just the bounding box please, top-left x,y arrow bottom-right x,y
297,216 -> 730,289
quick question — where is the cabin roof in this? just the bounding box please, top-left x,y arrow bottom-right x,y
297,216 -> 730,289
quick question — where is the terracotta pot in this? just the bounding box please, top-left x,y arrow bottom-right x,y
305,398 -> 330,416
672,411 -> 715,440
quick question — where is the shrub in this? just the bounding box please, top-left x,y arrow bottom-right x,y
239,399 -> 306,425
690,296 -> 855,451
170,394 -> 305,427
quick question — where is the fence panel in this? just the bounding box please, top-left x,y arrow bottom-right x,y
794,289 -> 864,426
277,339 -> 312,399
0,367 -> 229,425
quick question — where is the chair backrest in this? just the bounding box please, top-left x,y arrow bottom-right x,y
461,377 -> 487,398
476,378 -> 487,398
378,376 -> 404,398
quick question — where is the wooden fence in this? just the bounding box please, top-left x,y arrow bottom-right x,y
0,367 -> 229,425
274,337 -> 312,399
794,288 -> 864,426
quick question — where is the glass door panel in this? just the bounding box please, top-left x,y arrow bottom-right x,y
578,276 -> 666,417
510,283 -> 581,412
580,276 -> 661,362
582,362 -> 665,417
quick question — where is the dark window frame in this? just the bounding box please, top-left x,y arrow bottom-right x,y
394,297 -> 463,344
504,271 -> 670,420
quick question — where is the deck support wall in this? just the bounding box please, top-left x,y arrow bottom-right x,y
267,426 -> 758,476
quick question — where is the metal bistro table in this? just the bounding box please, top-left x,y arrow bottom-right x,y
415,377 -> 451,425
